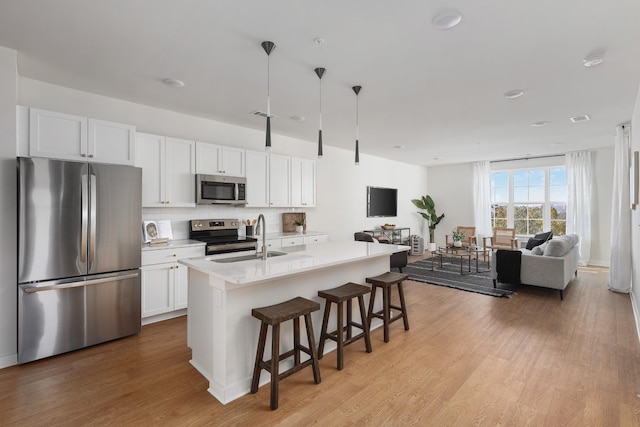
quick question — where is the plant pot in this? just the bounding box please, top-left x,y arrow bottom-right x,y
453,241 -> 462,247
428,242 -> 437,252
295,225 -> 304,233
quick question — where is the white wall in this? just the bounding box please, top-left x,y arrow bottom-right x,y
0,47 -> 17,368
630,82 -> 640,342
426,150 -> 614,266
17,78 -> 428,242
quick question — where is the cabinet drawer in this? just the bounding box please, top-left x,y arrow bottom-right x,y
142,245 -> 204,266
303,234 -> 327,245
281,236 -> 305,247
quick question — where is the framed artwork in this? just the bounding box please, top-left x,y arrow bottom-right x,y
631,151 -> 639,210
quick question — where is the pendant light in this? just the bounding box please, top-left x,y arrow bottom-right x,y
314,67 -> 326,158
353,85 -> 362,165
261,41 -> 275,150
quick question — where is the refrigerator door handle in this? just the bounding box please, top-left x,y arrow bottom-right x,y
81,173 -> 88,263
21,272 -> 140,293
89,173 -> 97,264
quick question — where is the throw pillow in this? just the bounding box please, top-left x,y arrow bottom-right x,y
543,237 -> 572,257
525,237 -> 546,250
531,242 -> 547,255
533,231 -> 553,242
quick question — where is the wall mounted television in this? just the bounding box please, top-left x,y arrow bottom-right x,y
367,186 -> 398,217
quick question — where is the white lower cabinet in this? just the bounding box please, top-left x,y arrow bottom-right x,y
281,236 -> 305,247
259,234 -> 327,250
303,234 -> 328,245
141,244 -> 204,323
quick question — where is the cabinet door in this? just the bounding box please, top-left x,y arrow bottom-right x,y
136,132 -> 166,207
165,137 -> 196,207
173,263 -> 189,310
29,108 -> 87,161
291,157 -> 303,207
281,236 -> 305,247
88,119 -> 135,165
303,234 -> 327,245
141,263 -> 174,318
195,141 -> 221,175
221,146 -> 245,177
245,150 -> 269,207
269,154 -> 291,207
301,159 -> 316,207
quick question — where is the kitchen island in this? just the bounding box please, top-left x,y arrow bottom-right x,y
179,240 -> 409,405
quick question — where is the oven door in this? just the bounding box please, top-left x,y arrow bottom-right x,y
196,175 -> 246,205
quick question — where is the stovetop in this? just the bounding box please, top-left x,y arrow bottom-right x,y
189,219 -> 257,254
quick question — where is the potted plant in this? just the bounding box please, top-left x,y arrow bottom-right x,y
451,229 -> 465,247
411,195 -> 445,251
293,220 -> 305,233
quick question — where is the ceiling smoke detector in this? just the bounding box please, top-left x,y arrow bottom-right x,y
570,114 -> 591,123
162,78 -> 185,88
504,90 -> 525,99
583,53 -> 604,67
432,10 -> 463,30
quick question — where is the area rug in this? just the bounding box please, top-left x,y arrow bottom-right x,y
404,257 -> 516,298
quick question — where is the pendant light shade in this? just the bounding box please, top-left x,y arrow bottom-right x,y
315,67 -> 325,158
352,85 -> 361,165
262,41 -> 276,150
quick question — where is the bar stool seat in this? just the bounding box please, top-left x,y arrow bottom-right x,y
317,282 -> 372,370
366,271 -> 410,343
250,296 -> 321,410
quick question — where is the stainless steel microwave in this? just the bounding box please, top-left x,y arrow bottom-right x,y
196,174 -> 247,205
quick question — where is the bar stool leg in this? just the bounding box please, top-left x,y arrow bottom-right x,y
270,323 -> 280,410
367,284 -> 377,332
251,322 -> 268,393
383,285 -> 391,343
304,313 -> 322,384
346,298 -> 353,341
358,294 -> 372,353
397,281 -> 410,331
293,317 -> 300,366
317,300 -> 331,359
336,300 -> 344,370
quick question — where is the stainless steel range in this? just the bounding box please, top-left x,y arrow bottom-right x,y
189,219 -> 258,255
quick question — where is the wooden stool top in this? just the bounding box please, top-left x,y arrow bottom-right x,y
252,296 -> 320,325
317,282 -> 371,303
365,271 -> 409,287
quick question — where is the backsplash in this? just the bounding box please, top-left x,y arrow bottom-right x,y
142,206 -> 309,240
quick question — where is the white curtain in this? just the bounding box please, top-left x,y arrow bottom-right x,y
566,151 -> 592,266
473,161 -> 492,242
609,125 -> 632,293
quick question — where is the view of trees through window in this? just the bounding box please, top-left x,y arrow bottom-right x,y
490,167 -> 567,236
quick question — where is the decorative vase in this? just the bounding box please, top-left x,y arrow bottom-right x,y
295,225 -> 304,233
453,240 -> 462,247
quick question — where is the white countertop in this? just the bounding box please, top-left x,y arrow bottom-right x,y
179,240 -> 409,287
142,239 -> 205,251
258,230 -> 325,239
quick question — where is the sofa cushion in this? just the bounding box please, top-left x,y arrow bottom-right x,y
531,242 -> 547,255
543,236 -> 574,257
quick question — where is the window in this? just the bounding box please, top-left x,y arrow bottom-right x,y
490,167 -> 567,236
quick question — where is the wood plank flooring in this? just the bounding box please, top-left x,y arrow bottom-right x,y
1,265 -> 640,426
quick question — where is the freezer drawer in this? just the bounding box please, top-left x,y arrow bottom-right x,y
18,271 -> 141,364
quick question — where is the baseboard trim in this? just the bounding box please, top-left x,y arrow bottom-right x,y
631,288 -> 640,346
0,352 -> 17,369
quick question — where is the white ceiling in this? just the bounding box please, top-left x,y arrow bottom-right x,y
1,0 -> 640,166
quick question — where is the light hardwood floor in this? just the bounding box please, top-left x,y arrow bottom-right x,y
2,265 -> 640,426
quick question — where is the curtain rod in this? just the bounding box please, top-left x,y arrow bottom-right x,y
490,154 -> 565,164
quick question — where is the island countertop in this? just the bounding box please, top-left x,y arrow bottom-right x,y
179,240 -> 409,288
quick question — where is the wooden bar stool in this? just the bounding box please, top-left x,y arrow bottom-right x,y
317,282 -> 372,370
250,296 -> 321,410
366,272 -> 410,343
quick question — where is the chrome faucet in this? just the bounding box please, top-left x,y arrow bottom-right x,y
256,214 -> 267,260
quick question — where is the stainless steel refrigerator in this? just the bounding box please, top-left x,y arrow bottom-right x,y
18,157 -> 142,363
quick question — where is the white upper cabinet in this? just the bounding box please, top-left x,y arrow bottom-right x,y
245,150 -> 270,207
269,154 -> 291,207
29,108 -> 135,165
196,142 -> 245,177
136,132 -> 195,208
291,157 -> 316,207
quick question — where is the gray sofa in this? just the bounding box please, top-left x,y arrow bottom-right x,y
491,234 -> 579,300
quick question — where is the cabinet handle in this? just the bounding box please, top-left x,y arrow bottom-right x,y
173,254 -> 177,257
89,154 -> 94,158
175,265 -> 179,269
166,201 -> 170,204
170,266 -> 174,269
81,153 -> 87,157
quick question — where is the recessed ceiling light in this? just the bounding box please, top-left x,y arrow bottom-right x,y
289,115 -> 306,122
570,114 -> 590,123
251,110 -> 278,119
162,78 -> 185,88
432,10 -> 463,30
433,157 -> 442,161
504,90 -> 524,99
532,121 -> 550,127
583,53 -> 604,67
550,142 -> 566,147
393,145 -> 405,149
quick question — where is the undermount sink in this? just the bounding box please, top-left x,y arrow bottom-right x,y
211,251 -> 287,263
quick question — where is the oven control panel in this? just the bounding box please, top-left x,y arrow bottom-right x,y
190,219 -> 239,231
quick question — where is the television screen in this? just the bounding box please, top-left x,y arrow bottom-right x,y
367,186 -> 398,217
